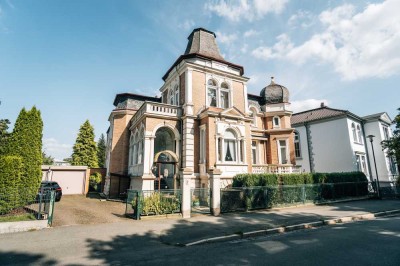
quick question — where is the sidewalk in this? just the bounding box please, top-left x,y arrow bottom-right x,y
133,199 -> 400,246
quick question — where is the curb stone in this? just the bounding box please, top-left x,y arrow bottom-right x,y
183,209 -> 400,247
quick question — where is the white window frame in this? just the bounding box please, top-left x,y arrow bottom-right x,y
351,123 -> 357,143
277,139 -> 289,164
273,116 -> 281,128
220,82 -> 230,109
251,141 -> 258,165
199,126 -> 206,164
207,79 -> 218,107
174,85 -> 179,106
356,124 -> 363,144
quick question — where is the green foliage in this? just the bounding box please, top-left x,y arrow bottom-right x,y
42,151 -> 54,165
381,108 -> 400,175
135,192 -> 181,216
0,156 -> 23,214
97,133 -> 106,168
233,173 -> 279,187
71,120 -> 99,168
89,172 -> 102,191
0,119 -> 11,155
4,107 -> 43,202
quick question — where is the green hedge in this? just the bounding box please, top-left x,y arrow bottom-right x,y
231,172 -> 369,206
0,156 -> 23,214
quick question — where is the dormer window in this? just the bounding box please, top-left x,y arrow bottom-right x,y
273,116 -> 280,128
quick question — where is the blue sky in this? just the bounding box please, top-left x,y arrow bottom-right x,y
1,0 -> 399,160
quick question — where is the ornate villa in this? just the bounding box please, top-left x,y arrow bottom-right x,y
104,28 -> 298,199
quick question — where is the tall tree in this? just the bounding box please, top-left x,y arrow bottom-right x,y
97,133 -> 106,168
382,108 -> 400,178
5,107 -> 43,199
71,120 -> 99,168
0,118 -> 11,155
42,151 -> 55,165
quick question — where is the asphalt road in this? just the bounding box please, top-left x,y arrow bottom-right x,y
0,215 -> 399,265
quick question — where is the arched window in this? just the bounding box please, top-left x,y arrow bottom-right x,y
174,85 -> 179,106
224,129 -> 237,162
207,79 -> 217,107
273,116 -> 280,128
137,130 -> 144,164
356,125 -> 362,144
294,131 -> 301,158
133,132 -> 139,164
129,134 -> 134,166
169,88 -> 175,105
154,127 -> 175,155
351,123 -> 357,142
220,82 -> 230,109
250,107 -> 257,126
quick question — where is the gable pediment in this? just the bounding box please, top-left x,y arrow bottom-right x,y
220,107 -> 245,118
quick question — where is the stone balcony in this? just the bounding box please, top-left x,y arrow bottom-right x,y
252,164 -> 302,174
131,101 -> 182,125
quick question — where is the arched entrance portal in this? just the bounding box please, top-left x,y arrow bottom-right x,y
152,127 -> 179,190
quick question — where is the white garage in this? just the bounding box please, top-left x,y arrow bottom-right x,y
41,166 -> 89,195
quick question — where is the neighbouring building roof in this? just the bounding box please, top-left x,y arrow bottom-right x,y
162,28 -> 244,81
362,112 -> 392,124
291,105 -> 362,125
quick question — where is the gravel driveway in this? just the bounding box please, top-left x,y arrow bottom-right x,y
52,194 -> 128,227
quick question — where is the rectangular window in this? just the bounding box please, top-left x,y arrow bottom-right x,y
383,126 -> 390,140
279,140 -> 287,164
208,88 -> 217,107
295,142 -> 301,158
252,141 -> 257,164
199,128 -> 206,163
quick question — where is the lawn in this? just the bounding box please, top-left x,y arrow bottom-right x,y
0,213 -> 36,223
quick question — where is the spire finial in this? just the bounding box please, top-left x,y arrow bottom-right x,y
270,76 -> 275,84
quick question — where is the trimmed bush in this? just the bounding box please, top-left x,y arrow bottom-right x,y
233,173 -> 279,187
137,192 -> 181,216
89,172 -> 102,191
0,156 -> 23,214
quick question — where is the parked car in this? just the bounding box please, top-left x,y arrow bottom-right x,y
37,181 -> 62,202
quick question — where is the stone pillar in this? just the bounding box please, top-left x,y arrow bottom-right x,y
180,168 -> 193,218
209,168 -> 222,216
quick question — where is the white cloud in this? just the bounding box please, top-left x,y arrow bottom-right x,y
215,31 -> 237,43
291,99 -> 330,113
178,19 -> 195,31
43,138 -> 72,160
252,0 -> 400,80
205,0 -> 288,22
244,29 -> 259,37
288,10 -> 316,29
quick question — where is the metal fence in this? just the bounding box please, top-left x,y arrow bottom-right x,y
191,188 -> 211,214
125,189 -> 182,219
0,190 -> 55,225
221,181 -> 373,213
379,181 -> 400,198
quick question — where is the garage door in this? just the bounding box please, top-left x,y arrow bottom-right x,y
42,169 -> 86,195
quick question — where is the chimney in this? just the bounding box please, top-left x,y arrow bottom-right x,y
321,102 -> 325,108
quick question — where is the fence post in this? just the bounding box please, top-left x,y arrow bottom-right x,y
180,168 -> 193,218
209,168 -> 222,216
302,185 -> 306,204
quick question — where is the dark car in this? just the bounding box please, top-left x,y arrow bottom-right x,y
38,181 -> 62,202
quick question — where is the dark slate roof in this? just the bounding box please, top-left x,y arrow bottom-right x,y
291,106 -> 362,125
260,78 -> 289,104
184,28 -> 225,61
113,93 -> 160,107
162,28 -> 244,81
247,93 -> 263,104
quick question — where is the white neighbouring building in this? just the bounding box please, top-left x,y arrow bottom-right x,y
291,104 -> 398,182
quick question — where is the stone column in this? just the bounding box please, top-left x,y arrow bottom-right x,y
180,168 -> 193,218
209,168 -> 222,216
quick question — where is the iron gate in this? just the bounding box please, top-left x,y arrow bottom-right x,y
191,188 -> 211,214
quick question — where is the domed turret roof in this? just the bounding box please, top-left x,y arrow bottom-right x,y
260,77 -> 289,104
